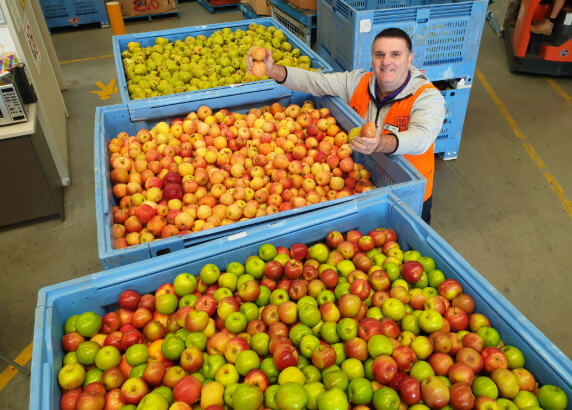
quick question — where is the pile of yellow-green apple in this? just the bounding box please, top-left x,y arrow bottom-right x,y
122,23 -> 317,100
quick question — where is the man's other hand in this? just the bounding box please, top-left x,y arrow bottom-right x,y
350,128 -> 397,155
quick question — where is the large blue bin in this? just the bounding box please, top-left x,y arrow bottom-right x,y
31,192 -> 572,409
316,0 -> 488,84
39,0 -> 109,30
95,86 -> 425,269
112,17 -> 333,120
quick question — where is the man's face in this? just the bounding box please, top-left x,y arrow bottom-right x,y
371,37 -> 413,94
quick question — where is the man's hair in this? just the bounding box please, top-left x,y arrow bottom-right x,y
372,28 -> 412,52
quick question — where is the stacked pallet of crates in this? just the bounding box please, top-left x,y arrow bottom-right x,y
316,0 -> 489,159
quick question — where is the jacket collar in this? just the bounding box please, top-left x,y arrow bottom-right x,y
374,71 -> 411,107
368,66 -> 428,105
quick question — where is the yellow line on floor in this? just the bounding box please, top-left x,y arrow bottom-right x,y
60,54 -> 114,65
546,79 -> 572,109
0,343 -> 33,391
476,69 -> 572,219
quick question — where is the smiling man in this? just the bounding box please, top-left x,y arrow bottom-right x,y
247,28 -> 445,223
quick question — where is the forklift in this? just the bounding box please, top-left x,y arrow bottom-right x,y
504,0 -> 572,75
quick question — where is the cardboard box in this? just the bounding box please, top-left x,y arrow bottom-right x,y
119,0 -> 177,17
244,0 -> 271,15
289,0 -> 316,11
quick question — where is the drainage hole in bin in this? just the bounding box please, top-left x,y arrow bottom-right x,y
156,248 -> 172,256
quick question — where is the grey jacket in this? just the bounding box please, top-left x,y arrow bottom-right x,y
282,66 -> 445,156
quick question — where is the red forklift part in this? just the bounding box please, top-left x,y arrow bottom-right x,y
539,12 -> 572,61
512,0 -> 550,57
505,0 -> 572,75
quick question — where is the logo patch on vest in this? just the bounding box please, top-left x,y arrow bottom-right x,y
393,116 -> 409,131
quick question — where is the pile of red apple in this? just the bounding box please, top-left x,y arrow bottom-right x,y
58,227 -> 568,410
108,101 -> 375,249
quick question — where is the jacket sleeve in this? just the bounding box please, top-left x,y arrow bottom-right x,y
281,67 -> 367,103
392,87 -> 446,156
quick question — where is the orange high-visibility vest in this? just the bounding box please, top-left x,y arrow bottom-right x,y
349,72 -> 437,201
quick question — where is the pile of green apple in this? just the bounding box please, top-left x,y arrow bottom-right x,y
58,227 -> 568,409
122,23 -> 317,100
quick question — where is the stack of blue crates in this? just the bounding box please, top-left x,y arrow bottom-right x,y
316,0 -> 488,159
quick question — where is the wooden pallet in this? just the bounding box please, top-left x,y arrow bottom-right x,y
123,10 -> 181,22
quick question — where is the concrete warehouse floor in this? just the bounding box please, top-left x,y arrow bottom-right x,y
1,1 -> 571,407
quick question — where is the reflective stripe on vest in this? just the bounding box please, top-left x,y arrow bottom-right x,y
349,72 -> 436,201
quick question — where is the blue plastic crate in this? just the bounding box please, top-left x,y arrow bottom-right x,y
31,192 -> 572,409
39,0 -> 109,29
112,18 -> 333,120
316,0 -> 488,83
95,86 -> 425,269
435,84 -> 471,160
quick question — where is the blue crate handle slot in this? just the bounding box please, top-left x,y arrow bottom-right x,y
148,235 -> 185,257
